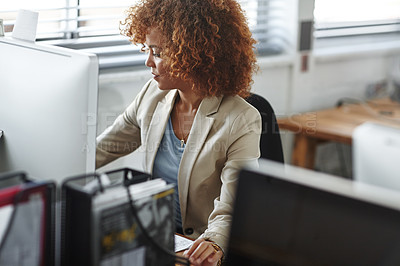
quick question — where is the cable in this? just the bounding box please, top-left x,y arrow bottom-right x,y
124,185 -> 190,266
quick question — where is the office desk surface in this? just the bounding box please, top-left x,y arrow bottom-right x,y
278,97 -> 400,168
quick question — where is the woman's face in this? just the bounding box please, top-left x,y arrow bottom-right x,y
144,28 -> 188,91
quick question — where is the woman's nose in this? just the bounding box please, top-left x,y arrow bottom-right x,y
145,53 -> 155,68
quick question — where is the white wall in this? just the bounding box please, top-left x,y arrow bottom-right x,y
96,69 -> 151,172
291,43 -> 400,113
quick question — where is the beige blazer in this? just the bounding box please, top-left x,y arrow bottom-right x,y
96,79 -> 261,251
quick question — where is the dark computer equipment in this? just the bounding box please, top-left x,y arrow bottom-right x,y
226,159 -> 400,266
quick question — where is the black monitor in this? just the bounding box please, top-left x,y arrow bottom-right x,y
226,159 -> 400,266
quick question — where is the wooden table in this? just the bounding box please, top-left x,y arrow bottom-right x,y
278,97 -> 400,169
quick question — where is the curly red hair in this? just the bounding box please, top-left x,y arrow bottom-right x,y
120,0 -> 257,98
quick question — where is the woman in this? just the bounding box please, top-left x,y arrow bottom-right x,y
96,0 -> 261,265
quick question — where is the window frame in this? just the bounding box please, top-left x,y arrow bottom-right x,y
313,1 -> 400,50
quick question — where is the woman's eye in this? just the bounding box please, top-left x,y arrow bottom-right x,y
151,48 -> 161,58
141,45 -> 161,58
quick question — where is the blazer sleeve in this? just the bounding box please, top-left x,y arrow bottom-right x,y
200,104 -> 262,252
95,80 -> 152,168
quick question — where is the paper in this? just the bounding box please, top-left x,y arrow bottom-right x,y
12,9 -> 39,42
175,234 -> 193,252
0,194 -> 44,266
0,204 -> 13,241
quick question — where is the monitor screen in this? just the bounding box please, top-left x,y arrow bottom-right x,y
353,122 -> 400,191
226,159 -> 400,266
0,37 -> 98,183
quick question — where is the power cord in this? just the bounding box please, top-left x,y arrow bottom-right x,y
124,185 -> 190,266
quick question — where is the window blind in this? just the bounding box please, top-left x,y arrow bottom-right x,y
1,0 -> 293,69
239,0 -> 293,55
0,0 -> 131,39
314,0 -> 400,39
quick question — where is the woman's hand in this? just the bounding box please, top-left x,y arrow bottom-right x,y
183,238 -> 223,266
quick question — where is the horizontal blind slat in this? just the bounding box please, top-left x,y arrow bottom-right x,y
0,5 -> 130,13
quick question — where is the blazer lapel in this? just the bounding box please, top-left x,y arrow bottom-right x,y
144,90 -> 178,173
178,96 -> 223,224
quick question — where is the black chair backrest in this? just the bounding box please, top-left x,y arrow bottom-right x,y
246,93 -> 284,163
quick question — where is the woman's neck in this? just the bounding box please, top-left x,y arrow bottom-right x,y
176,89 -> 203,113
171,88 -> 203,144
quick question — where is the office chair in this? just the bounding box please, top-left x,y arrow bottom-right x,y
246,93 -> 284,163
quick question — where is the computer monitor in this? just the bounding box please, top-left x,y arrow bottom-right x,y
226,159 -> 400,265
353,122 -> 400,191
0,37 -> 98,183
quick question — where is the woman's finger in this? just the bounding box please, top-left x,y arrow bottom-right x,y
192,242 -> 217,265
183,238 -> 205,258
